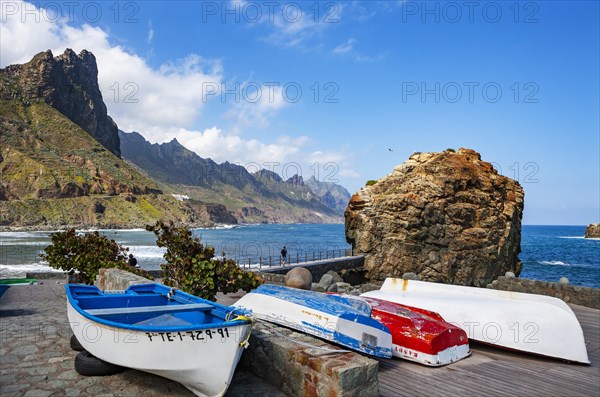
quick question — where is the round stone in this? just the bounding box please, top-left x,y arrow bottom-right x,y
285,267 -> 312,290
505,272 -> 515,278
402,272 -> 420,280
559,277 -> 569,285
318,273 -> 335,288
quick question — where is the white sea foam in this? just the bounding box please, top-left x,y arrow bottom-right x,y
98,228 -> 147,233
125,245 -> 166,259
539,260 -> 569,266
194,224 -> 241,230
214,224 -> 239,230
0,241 -> 49,247
0,231 -> 52,239
0,263 -> 63,278
559,236 -> 600,240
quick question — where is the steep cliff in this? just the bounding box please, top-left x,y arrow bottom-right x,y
0,50 -> 217,229
345,148 -> 524,287
0,49 -> 120,156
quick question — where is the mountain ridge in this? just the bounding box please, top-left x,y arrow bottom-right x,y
0,49 -> 351,228
119,130 -> 351,223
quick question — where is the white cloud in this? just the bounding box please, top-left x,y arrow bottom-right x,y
355,52 -> 387,62
0,1 -> 221,132
141,125 -> 307,167
147,19 -> 154,44
0,1 -> 355,184
224,83 -> 288,134
231,1 -> 344,49
350,1 -> 377,22
308,150 -> 361,181
332,38 -> 356,55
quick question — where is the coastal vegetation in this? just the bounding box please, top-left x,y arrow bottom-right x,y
42,229 -> 154,284
147,221 -> 262,301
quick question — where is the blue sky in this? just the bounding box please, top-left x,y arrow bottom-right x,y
1,0 -> 598,225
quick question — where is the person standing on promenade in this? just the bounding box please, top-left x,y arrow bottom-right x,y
281,246 -> 288,264
128,254 -> 139,268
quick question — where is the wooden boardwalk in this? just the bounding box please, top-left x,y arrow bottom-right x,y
378,304 -> 600,397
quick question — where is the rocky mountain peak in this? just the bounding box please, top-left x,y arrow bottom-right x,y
253,169 -> 284,183
0,49 -> 120,156
286,174 -> 304,186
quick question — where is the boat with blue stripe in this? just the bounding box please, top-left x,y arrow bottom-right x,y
234,284 -> 393,358
66,283 -> 252,397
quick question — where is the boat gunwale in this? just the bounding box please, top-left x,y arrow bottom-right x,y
65,284 -> 251,333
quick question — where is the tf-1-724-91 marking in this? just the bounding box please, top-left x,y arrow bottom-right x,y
145,328 -> 231,342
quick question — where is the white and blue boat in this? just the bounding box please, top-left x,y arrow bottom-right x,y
234,284 -> 393,358
65,283 -> 253,397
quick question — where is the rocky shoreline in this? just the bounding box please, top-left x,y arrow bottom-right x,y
0,221 -> 217,233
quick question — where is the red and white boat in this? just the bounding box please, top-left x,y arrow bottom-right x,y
361,296 -> 470,366
325,293 -> 471,366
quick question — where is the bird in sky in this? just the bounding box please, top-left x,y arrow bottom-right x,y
388,148 -> 393,152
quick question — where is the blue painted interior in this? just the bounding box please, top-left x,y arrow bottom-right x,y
65,284 -> 250,332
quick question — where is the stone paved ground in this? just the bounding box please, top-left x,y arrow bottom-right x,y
0,280 -> 285,397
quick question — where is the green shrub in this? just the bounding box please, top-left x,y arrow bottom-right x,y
146,221 -> 262,301
446,148 -> 456,153
366,180 -> 378,186
41,229 -> 154,284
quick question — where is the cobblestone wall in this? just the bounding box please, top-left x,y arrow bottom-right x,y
260,256 -> 365,281
241,322 -> 379,397
487,276 -> 600,309
94,268 -> 154,291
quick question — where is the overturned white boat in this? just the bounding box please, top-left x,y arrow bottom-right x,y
361,278 -> 590,364
235,284 -> 393,358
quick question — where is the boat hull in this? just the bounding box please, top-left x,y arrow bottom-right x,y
66,285 -> 252,397
235,285 -> 393,358
362,278 -> 590,364
361,296 -> 470,366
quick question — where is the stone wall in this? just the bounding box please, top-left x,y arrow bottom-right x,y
259,256 -> 365,280
487,276 -> 600,309
241,321 -> 379,397
94,268 -> 154,291
255,272 -> 286,284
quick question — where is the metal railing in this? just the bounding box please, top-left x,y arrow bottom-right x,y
236,248 -> 355,270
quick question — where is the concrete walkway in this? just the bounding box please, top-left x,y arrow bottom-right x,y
0,280 -> 285,397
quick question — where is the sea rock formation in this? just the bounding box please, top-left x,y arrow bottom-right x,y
0,49 -> 120,156
345,148 -> 525,287
585,223 -> 600,238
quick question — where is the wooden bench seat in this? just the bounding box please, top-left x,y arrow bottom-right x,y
85,303 -> 213,316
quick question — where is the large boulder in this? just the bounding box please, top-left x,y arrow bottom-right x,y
345,148 -> 524,287
285,267 -> 312,290
585,223 -> 600,238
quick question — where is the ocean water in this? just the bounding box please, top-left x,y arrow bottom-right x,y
518,225 -> 599,288
0,225 -> 598,288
